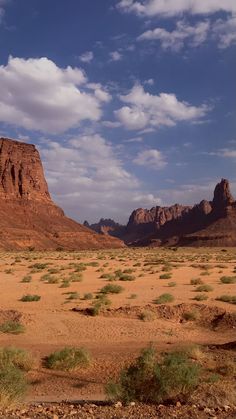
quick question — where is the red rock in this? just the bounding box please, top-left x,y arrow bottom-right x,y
0,137 -> 124,250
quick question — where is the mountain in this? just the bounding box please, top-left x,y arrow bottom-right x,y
0,137 -> 124,250
83,219 -> 125,237
122,179 -> 236,247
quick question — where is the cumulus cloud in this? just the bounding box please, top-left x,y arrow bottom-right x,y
114,84 -> 209,130
0,56 -> 110,134
79,51 -> 94,63
133,149 -> 167,169
138,20 -> 210,51
41,134 -> 162,222
109,51 -> 123,61
117,0 -> 236,17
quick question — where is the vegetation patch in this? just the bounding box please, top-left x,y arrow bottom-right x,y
45,347 -> 90,371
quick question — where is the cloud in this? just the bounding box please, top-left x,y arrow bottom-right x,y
0,0 -> 6,23
109,51 -> 123,61
41,134 -> 162,222
0,56 -> 110,134
138,20 -> 210,51
209,148 -> 236,158
133,148 -> 167,169
124,136 -> 143,143
114,84 -> 210,130
117,0 -> 236,17
212,14 -> 236,48
79,51 -> 94,63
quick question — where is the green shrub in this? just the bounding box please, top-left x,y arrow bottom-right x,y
138,310 -> 156,321
0,366 -> 27,408
45,347 -> 90,371
216,295 -> 236,304
20,294 -> 41,302
0,321 -> 25,335
83,293 -> 93,300
0,347 -> 34,372
100,284 -> 124,294
219,276 -> 236,284
154,293 -> 175,304
182,311 -> 199,321
190,278 -> 203,286
159,273 -> 172,280
106,346 -> 201,403
192,294 -> 208,301
21,275 -> 32,283
196,284 -> 213,292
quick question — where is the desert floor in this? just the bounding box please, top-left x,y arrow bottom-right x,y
0,247 -> 235,402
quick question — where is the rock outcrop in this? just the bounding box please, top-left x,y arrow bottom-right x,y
124,179 -> 236,247
84,219 -> 125,237
0,137 -> 124,250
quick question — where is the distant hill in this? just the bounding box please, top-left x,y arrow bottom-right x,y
0,137 -> 124,250
88,179 -> 236,247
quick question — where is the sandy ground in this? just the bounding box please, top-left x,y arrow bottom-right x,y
0,247 -> 235,402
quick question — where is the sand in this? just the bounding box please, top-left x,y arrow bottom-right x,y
0,247 -> 235,402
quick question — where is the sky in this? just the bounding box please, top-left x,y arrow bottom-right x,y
0,0 -> 235,224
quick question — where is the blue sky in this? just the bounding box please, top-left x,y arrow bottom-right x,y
0,0 -> 235,223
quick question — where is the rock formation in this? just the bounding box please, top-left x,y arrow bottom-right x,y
122,179 -> 236,247
0,137 -> 124,250
84,219 -> 125,237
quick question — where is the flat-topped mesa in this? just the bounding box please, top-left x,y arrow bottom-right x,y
212,178 -> 235,211
0,137 -> 51,202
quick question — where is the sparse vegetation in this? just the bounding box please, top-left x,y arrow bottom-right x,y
196,284 -> 213,292
0,321 -> 25,335
154,293 -> 175,304
45,347 -> 90,371
20,294 -> 41,302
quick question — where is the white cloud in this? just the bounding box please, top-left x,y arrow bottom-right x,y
0,56 -> 110,134
133,148 -> 167,169
124,136 -> 143,143
213,14 -> 236,48
115,84 -> 210,130
138,20 -> 210,51
79,51 -> 94,63
110,51 -> 123,61
41,134 -> 162,222
117,0 -> 236,17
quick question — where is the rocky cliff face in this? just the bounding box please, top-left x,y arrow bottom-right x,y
84,219 -> 125,238
124,179 -> 236,247
0,137 -> 124,250
0,138 -> 51,202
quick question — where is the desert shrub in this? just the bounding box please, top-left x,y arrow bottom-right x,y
193,294 -> 208,301
106,346 -> 201,403
190,278 -> 203,286
129,293 -> 137,299
66,292 -> 79,300
29,263 -> 48,271
0,366 -> 27,408
216,295 -> 236,305
154,293 -> 175,304
196,284 -> 213,292
83,293 -> 93,300
60,280 -> 70,288
139,310 -> 156,321
21,275 -> 32,283
100,284 -> 123,294
159,273 -> 172,280
168,282 -> 176,287
45,347 -> 90,371
89,294 -> 112,316
0,321 -> 25,335
20,294 -> 41,302
0,347 -> 34,372
219,276 -> 236,284
182,311 -> 199,321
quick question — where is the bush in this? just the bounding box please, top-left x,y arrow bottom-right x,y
196,284 -> 213,292
0,366 -> 27,409
168,282 -> 176,287
139,310 -> 156,321
0,347 -> 34,372
20,294 -> 41,302
21,275 -> 32,283
193,294 -> 208,301
190,278 -> 203,286
160,273 -> 172,280
106,346 -> 201,403
45,347 -> 90,371
100,284 -> 123,294
0,321 -> 25,335
154,293 -> 174,304
220,276 -> 236,284
182,311 -> 199,321
216,295 -> 236,305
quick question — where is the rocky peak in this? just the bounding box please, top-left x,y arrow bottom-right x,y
0,137 -> 51,202
212,178 -> 235,210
